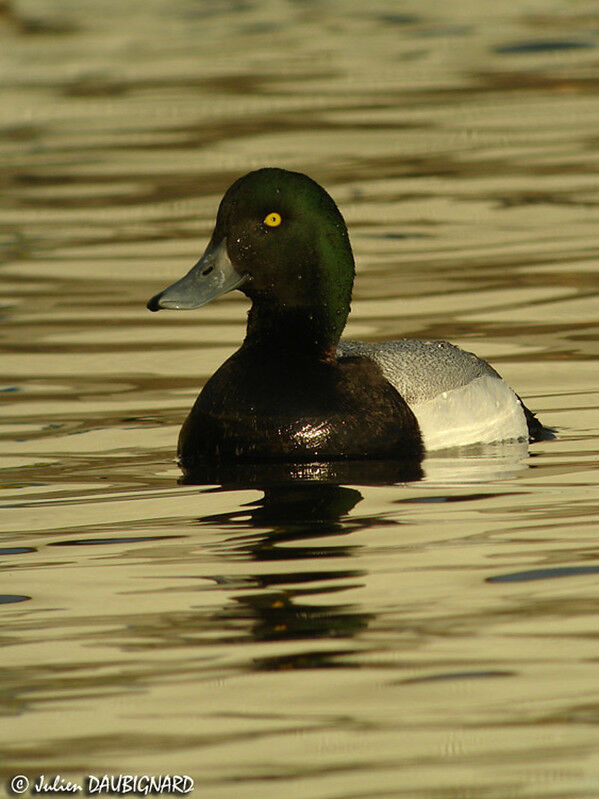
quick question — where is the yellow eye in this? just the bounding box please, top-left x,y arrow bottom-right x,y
264,211 -> 282,227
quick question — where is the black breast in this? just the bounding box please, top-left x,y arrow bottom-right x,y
177,348 -> 423,471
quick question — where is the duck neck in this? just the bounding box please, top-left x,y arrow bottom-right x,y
244,298 -> 347,361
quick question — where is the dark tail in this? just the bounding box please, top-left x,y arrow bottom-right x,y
518,397 -> 556,443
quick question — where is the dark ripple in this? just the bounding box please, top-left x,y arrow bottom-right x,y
398,669 -> 515,684
0,594 -> 31,604
48,535 -> 180,547
488,566 -> 599,583
495,39 -> 595,54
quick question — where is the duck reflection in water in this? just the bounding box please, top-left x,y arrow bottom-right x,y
190,460 -> 420,671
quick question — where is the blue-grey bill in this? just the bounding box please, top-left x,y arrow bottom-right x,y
147,240 -> 246,311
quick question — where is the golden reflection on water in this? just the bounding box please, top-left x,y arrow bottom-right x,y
1,1 -> 599,797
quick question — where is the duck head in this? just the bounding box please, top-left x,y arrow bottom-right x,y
147,168 -> 355,354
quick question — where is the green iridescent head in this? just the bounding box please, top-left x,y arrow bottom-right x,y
148,168 -> 355,351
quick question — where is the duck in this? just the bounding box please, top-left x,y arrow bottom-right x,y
147,168 -> 549,472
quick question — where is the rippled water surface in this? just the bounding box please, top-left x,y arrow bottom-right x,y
2,1 -> 599,796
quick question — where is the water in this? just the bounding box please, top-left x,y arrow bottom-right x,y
1,1 -> 599,796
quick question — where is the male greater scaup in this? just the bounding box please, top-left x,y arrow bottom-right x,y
148,168 -> 549,471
